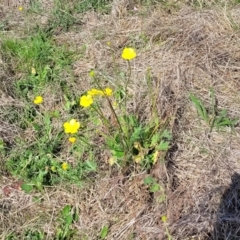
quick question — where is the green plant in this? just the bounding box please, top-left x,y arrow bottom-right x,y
73,0 -> 112,13
78,48 -> 172,170
190,89 -> 238,131
24,230 -> 45,240
106,115 -> 171,169
144,175 -> 166,202
99,225 -> 109,239
56,205 -> 79,240
48,1 -> 77,32
6,110 -> 97,191
6,230 -> 45,240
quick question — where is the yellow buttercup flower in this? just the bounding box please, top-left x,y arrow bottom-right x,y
18,6 -> 23,11
31,67 -> 36,75
33,96 -> 43,105
89,70 -> 95,77
61,162 -> 69,170
80,95 -> 93,108
108,157 -> 117,166
103,87 -> 113,96
63,119 -> 80,134
68,137 -> 77,143
121,48 -> 136,60
161,215 -> 167,223
87,88 -> 103,96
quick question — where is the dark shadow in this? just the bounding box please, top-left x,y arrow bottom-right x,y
213,172 -> 240,240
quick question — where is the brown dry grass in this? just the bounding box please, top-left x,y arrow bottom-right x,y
1,0 -> 240,239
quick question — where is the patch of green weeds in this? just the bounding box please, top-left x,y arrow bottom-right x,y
141,0 -> 180,12
6,111 -> 96,190
56,205 -> 79,240
73,0 -> 112,14
190,88 -> 238,131
144,175 -> 166,202
190,0 -> 240,8
47,1 -> 77,32
3,40 -> 170,194
106,115 -> 172,169
77,48 -> 172,171
128,33 -> 150,50
1,29 -> 73,97
6,230 -> 45,240
46,0 -> 111,34
28,0 -> 42,13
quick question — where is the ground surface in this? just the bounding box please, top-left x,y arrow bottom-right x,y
1,0 -> 240,239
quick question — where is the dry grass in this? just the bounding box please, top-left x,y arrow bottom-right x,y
1,0 -> 240,239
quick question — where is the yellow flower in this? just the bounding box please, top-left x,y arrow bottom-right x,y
31,67 -> 36,75
68,137 -> 77,143
80,95 -> 93,108
108,157 -> 117,166
161,215 -> 167,223
63,119 -> 80,134
51,166 -> 56,172
89,70 -> 95,77
18,6 -> 23,11
103,87 -> 113,96
87,88 -> 103,96
61,162 -> 69,170
33,96 -> 43,105
152,151 -> 159,165
121,48 -> 136,60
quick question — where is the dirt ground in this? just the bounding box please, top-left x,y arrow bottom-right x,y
1,0 -> 240,239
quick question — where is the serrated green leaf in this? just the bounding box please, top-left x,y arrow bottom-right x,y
158,141 -> 169,151
162,130 -> 172,140
151,134 -> 160,146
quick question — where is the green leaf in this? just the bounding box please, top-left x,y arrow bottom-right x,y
130,126 -> 142,143
21,184 -> 33,193
66,214 -> 73,226
32,123 -> 40,131
158,141 -> 169,151
84,160 -> 97,172
190,94 -> 209,121
162,130 -> 172,140
144,176 -> 154,185
157,194 -> 166,203
62,205 -> 71,218
100,225 -> 109,239
150,183 -> 160,192
112,150 -> 124,158
151,134 -> 160,146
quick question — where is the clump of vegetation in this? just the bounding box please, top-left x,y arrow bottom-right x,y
1,0 -> 239,239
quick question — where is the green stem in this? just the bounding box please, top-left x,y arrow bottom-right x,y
124,60 -> 131,110
91,75 -> 129,152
